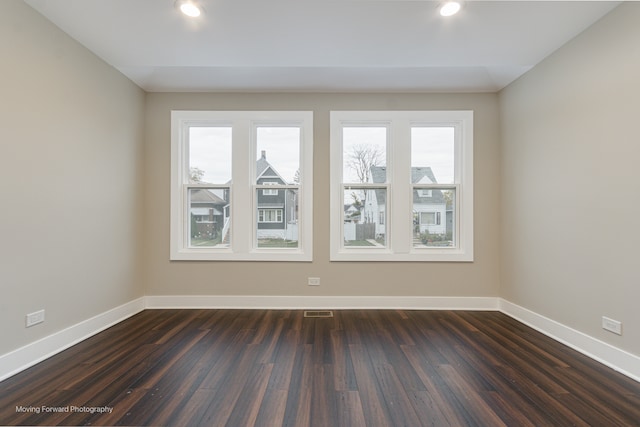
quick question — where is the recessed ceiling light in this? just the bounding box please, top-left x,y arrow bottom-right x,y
440,1 -> 461,17
179,1 -> 201,18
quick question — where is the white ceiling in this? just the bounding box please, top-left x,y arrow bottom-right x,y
24,0 -> 620,92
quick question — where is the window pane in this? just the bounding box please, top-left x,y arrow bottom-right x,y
342,127 -> 387,184
411,127 -> 454,184
256,127 -> 300,184
189,188 -> 231,247
413,188 -> 455,248
189,127 -> 232,184
256,188 -> 299,248
343,188 -> 387,247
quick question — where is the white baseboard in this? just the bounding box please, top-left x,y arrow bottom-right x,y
499,298 -> 640,383
0,297 -> 145,382
144,295 -> 500,310
3,295 -> 637,385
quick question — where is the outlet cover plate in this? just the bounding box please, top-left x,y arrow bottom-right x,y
26,310 -> 45,328
602,316 -> 622,335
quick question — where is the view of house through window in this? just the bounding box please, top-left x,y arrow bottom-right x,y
171,111 -> 313,261
330,111 -> 473,262
188,127 -> 232,248
342,127 -> 387,247
255,127 -> 301,248
340,125 -> 457,249
411,127 -> 455,248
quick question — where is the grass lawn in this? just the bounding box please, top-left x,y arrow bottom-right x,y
257,239 -> 299,248
344,240 -> 375,247
191,236 -> 222,246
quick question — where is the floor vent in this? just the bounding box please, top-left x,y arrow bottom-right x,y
304,310 -> 334,318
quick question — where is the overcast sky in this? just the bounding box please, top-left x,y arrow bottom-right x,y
188,125 -> 454,186
188,126 -> 300,184
342,126 -> 454,184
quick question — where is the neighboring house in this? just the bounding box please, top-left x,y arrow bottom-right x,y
256,150 -> 297,240
360,166 -> 449,240
410,167 -> 448,236
360,166 -> 388,238
190,188 -> 230,242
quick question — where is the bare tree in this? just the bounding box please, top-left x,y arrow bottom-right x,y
346,144 -> 383,184
346,145 -> 384,224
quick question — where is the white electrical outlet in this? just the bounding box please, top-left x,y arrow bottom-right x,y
308,277 -> 320,286
26,309 -> 45,328
602,316 -> 622,335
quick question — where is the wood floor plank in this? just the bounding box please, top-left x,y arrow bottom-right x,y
225,362 -> 274,427
254,389 -> 288,427
347,344 -> 392,427
400,345 -> 473,426
282,344 -> 313,427
1,309 -> 639,427
372,363 -> 423,426
198,344 -> 263,427
334,390 -> 367,427
309,364 -> 336,427
436,364 -> 508,427
266,328 -> 300,392
404,389 -> 452,427
330,329 -> 358,391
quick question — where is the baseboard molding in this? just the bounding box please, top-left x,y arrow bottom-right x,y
144,295 -> 500,310
0,297 -> 145,382
499,298 -> 640,383
3,295 -> 637,385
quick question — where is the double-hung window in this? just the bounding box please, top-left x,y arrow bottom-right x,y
330,111 -> 473,261
171,111 -> 313,261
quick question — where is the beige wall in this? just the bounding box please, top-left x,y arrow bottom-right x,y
0,1 -> 146,354
9,0 -> 637,371
144,93 -> 501,297
499,3 -> 640,355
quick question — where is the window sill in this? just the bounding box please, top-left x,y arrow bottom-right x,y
330,248 -> 473,262
170,248 -> 313,262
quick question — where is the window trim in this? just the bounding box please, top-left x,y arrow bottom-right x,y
258,208 -> 283,223
261,181 -> 279,196
171,110 -> 313,261
329,110 -> 473,262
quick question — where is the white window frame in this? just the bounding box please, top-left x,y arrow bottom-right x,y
420,211 -> 441,226
171,111 -> 313,261
262,181 -> 279,196
330,110 -> 473,262
258,208 -> 283,223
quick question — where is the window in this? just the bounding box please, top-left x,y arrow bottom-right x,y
171,111 -> 313,261
258,209 -> 283,223
330,111 -> 473,261
419,212 -> 441,225
262,181 -> 279,196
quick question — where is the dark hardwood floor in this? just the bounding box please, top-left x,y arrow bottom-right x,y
1,309 -> 639,426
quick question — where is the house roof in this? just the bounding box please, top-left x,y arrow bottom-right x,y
411,167 -> 437,184
190,189 -> 226,205
369,165 -> 445,205
256,150 -> 287,184
370,165 -> 439,184
191,207 -> 222,216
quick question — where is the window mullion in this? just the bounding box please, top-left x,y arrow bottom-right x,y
232,120 -> 251,254
390,120 -> 412,254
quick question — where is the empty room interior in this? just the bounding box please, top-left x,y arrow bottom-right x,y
1,0 -> 639,425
